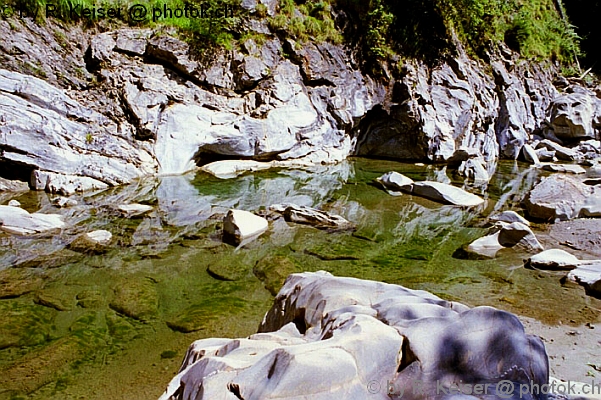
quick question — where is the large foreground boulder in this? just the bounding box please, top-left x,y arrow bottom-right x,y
160,272 -> 548,400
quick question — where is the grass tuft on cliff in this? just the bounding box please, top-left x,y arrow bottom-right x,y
0,0 -> 581,68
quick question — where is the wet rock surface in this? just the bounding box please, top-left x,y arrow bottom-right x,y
161,272 -> 549,400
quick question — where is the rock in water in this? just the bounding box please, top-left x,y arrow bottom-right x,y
269,204 -> 355,231
201,160 -> 274,179
567,262 -> 601,298
524,249 -> 581,270
69,230 -> 112,254
0,205 -> 65,235
523,175 -> 591,221
376,171 -> 414,194
466,221 -> 542,258
412,181 -> 484,206
160,272 -> 548,400
521,143 -> 540,165
490,210 -> 530,226
223,209 -> 268,245
539,163 -> 586,174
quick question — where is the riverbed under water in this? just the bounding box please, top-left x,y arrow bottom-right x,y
0,158 -> 600,399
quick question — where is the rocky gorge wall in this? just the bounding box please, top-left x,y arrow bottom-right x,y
0,10 -> 600,194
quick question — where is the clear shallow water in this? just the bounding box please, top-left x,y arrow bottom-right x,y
0,158 -> 600,399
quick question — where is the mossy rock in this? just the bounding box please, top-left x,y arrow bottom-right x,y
206,260 -> 248,281
34,290 -> 73,311
253,255 -> 300,296
109,278 -> 159,322
0,300 -> 56,349
0,268 -> 47,299
76,290 -> 105,309
105,311 -> 137,341
69,311 -> 107,337
0,334 -> 98,395
166,297 -> 245,333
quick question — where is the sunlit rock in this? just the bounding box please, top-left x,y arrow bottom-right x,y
223,209 -> 268,245
160,272 -> 548,400
376,171 -> 414,194
524,249 -> 581,270
412,181 -> 484,207
0,205 -> 65,235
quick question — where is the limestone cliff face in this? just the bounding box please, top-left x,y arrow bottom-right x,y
0,16 -> 598,194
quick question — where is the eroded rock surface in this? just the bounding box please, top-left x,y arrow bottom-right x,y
160,272 -> 549,400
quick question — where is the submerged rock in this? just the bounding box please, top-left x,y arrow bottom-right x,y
160,271 -> 548,400
223,209 -> 268,245
412,181 -> 484,207
272,204 -> 355,230
109,278 -> 159,322
253,255 -> 299,296
115,203 -> 153,218
0,205 -> 65,235
69,230 -> 112,254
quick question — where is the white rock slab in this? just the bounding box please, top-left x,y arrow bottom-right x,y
412,181 -> 484,206
525,249 -> 581,270
201,160 -> 275,179
223,209 -> 268,245
0,205 -> 65,235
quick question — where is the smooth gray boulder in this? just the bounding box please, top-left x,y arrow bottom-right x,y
7,200 -> 20,207
223,209 -> 268,245
0,205 -> 65,235
160,271 -> 548,400
376,171 -> 414,194
524,249 -> 581,270
457,158 -> 490,182
536,139 -> 578,161
523,175 -> 592,221
412,181 -> 485,207
548,92 -> 598,140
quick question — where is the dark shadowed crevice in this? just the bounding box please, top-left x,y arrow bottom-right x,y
227,383 -> 244,400
397,337 -> 418,373
0,160 -> 34,184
